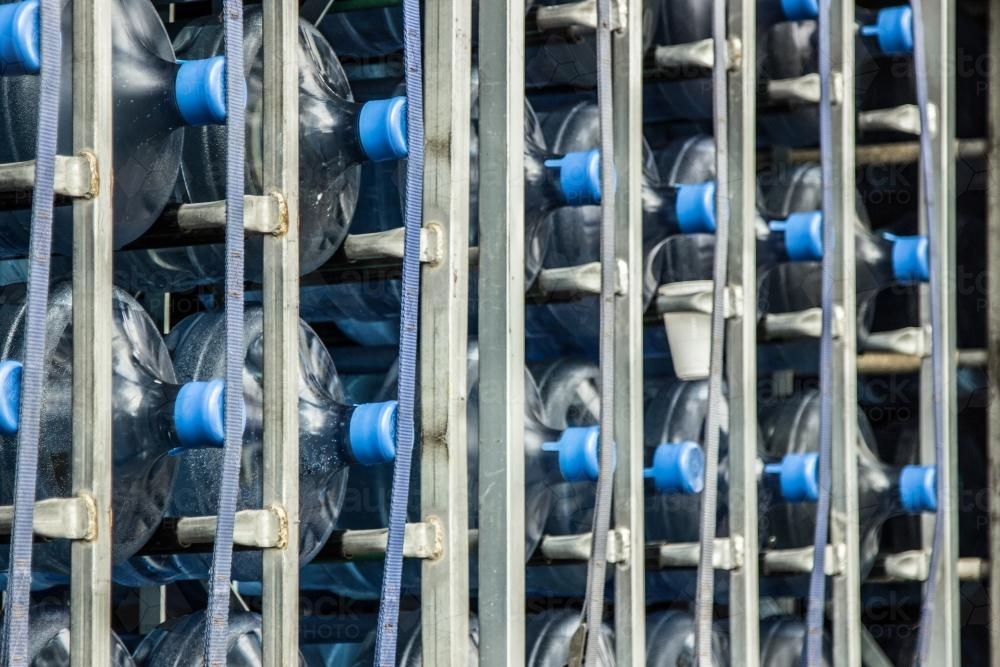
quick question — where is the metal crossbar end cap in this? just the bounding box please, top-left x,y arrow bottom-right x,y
643,441 -> 705,495
0,0 -> 40,76
358,97 -> 409,161
675,181 -> 716,234
349,400 -> 398,465
175,56 -> 230,126
542,425 -> 603,482
899,465 -> 937,513
0,359 -> 22,435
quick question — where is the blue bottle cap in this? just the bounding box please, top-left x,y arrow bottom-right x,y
764,452 -> 820,502
0,360 -> 22,436
780,0 -> 819,21
545,149 -> 602,206
172,380 -> 233,453
643,441 -> 705,495
542,425 -> 606,483
675,181 -> 717,234
899,465 -> 937,513
770,210 -> 823,262
886,233 -> 929,283
860,6 -> 914,56
175,56 -> 229,126
0,0 -> 39,76
358,97 -> 409,162
349,400 -> 398,465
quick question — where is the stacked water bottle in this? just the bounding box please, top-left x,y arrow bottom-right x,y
0,0 -> 986,663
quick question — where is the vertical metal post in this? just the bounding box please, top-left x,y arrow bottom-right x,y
827,1 -> 862,664
987,0 -> 1000,663
70,0 -> 114,657
611,0 -> 643,663
420,0 -> 472,662
477,0 -> 526,662
260,0 -> 301,662
723,0 -> 759,661
920,0 -> 960,662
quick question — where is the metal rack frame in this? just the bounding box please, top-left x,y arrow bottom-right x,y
71,0 -> 115,658
419,0 -> 473,663
720,0 -> 760,661
826,1 -> 862,665
36,0 -> 979,660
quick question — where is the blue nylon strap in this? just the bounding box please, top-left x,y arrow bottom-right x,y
374,0 -> 422,662
202,0 -> 246,663
693,0 -> 732,659
803,0 -> 836,662
0,0 -> 61,660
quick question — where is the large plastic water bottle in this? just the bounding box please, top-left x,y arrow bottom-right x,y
756,163 -> 928,357
530,102 -> 716,359
318,2 -> 534,58
760,5 -> 985,147
645,610 -> 728,666
299,348 -> 581,599
541,103 -> 717,282
133,610 -> 304,666
131,307 -> 397,584
0,603 -> 135,665
307,91 -> 601,347
529,358 -> 706,597
758,388 -> 938,582
873,415 -> 988,564
645,610 -> 832,666
117,5 -> 409,290
0,0 -> 227,255
524,609 -> 614,666
0,282 -> 225,583
756,616 -> 832,666
340,609 -> 609,666
343,614 -> 479,666
643,0 -> 814,123
526,0 -> 659,89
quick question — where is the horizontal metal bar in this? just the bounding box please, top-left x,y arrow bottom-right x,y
766,73 -> 842,105
760,544 -> 844,576
342,225 -> 442,264
858,104 -> 937,137
654,283 -> 741,317
856,348 -> 986,374
877,551 -> 988,582
863,326 -> 929,357
650,37 -> 741,71
766,138 -> 987,167
534,0 -> 624,32
320,521 -> 443,561
0,154 -> 98,198
534,260 -> 628,298
176,193 -> 288,235
646,537 -> 743,571
176,507 -> 287,549
0,496 -> 96,540
536,529 -> 628,564
760,306 -> 844,341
